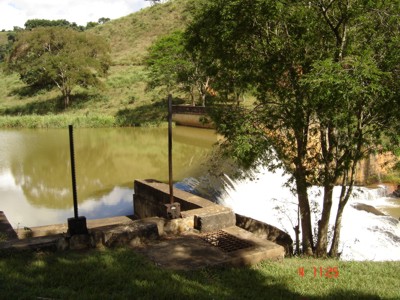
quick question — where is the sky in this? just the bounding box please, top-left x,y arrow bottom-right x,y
0,0 -> 151,31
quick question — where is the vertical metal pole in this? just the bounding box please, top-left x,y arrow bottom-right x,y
168,94 -> 174,204
69,125 -> 79,219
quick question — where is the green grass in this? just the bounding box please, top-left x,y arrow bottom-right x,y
0,248 -> 399,299
91,0 -> 190,65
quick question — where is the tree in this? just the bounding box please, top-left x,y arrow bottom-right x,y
0,33 -> 15,62
24,19 -> 83,31
186,0 -> 400,256
98,17 -> 111,25
145,0 -> 162,6
145,30 -> 212,106
6,27 -> 111,108
86,21 -> 99,30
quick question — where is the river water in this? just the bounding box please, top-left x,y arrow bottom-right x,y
0,127 -> 217,228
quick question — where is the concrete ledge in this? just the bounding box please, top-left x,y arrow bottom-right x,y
100,221 -> 159,248
221,226 -> 285,265
0,218 -> 161,252
134,179 -> 215,219
235,214 -> 293,255
191,206 -> 236,232
0,211 -> 18,240
172,113 -> 214,129
132,226 -> 285,270
0,235 -> 61,252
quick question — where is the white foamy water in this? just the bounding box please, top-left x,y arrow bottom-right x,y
216,166 -> 400,261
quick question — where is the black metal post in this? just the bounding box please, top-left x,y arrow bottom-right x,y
69,124 -> 79,219
67,125 -> 88,236
168,94 -> 174,205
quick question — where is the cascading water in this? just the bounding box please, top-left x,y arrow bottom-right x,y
177,165 -> 400,261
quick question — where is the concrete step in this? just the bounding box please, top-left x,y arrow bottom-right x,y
0,235 -> 61,252
220,226 -> 285,266
181,205 -> 236,232
131,226 -> 284,270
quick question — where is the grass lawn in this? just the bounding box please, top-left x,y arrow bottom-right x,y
0,248 -> 399,299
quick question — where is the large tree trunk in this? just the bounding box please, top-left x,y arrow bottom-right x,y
329,162 -> 357,257
316,184 -> 334,257
190,85 -> 195,106
316,125 -> 336,257
62,87 -> 71,109
292,108 -> 314,255
329,201 -> 345,257
64,92 -> 70,108
295,167 -> 314,255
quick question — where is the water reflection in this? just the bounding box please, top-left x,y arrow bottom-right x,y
0,127 -> 216,227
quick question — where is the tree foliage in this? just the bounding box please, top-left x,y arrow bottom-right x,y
186,0 -> 400,256
24,19 -> 84,31
6,27 -> 111,108
145,30 -> 212,106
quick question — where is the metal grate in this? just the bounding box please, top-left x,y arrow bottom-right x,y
200,230 -> 253,252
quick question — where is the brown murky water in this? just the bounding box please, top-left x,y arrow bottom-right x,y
0,127 -> 217,227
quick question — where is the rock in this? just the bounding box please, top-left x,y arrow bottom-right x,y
390,190 -> 400,198
69,234 -> 92,250
351,203 -> 386,216
90,230 -> 104,247
388,184 -> 400,198
57,237 -> 69,251
103,222 -> 159,247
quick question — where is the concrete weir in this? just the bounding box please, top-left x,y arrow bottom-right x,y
133,179 -> 288,269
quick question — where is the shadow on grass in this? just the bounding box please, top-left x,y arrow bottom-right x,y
1,92 -> 103,116
0,249 -> 386,300
115,97 -> 185,126
7,83 -> 52,99
2,96 -> 64,115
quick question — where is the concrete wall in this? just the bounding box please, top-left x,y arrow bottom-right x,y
172,113 -> 214,129
134,179 -> 214,219
235,214 -> 293,255
134,179 -> 293,254
171,105 -> 214,128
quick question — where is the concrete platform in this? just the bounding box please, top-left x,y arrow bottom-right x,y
132,226 -> 284,270
14,215 -> 136,239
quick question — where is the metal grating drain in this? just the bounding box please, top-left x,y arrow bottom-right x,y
200,230 -> 253,252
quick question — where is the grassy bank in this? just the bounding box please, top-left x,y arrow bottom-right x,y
0,114 -> 117,128
0,113 -> 171,129
0,248 -> 399,299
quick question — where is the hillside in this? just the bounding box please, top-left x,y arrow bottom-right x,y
0,0 -> 193,127
92,0 -> 191,65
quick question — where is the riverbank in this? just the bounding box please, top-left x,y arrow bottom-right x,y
0,114 -> 116,129
0,114 -> 173,129
0,248 -> 398,299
